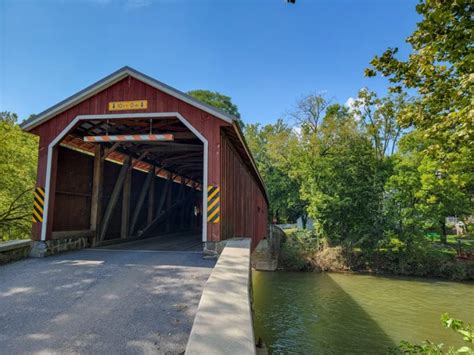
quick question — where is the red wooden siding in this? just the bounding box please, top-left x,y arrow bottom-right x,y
28,74 -> 267,249
53,147 -> 93,231
221,132 -> 268,250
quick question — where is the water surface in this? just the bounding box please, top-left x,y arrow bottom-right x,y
253,272 -> 473,354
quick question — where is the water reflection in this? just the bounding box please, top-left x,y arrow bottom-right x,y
252,272 -> 474,355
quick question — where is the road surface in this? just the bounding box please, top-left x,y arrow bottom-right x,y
0,246 -> 215,354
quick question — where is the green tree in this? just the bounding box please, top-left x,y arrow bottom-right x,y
187,89 -> 243,125
352,89 -> 405,159
292,96 -> 382,248
416,145 -> 473,243
384,148 -> 423,245
0,112 -> 38,240
244,120 -> 306,224
352,90 -> 407,239
386,131 -> 473,244
365,0 -> 473,157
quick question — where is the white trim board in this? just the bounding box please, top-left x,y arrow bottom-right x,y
41,112 -> 208,243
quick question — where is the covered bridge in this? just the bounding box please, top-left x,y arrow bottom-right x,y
21,66 -> 268,255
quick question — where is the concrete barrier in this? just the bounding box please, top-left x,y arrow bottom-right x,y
186,238 -> 256,355
0,240 -> 31,264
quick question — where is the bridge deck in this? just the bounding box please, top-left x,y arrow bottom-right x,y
0,247 -> 215,354
99,231 -> 202,252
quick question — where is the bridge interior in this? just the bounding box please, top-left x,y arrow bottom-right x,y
51,116 -> 204,250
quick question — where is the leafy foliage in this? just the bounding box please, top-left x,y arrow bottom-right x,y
365,0 -> 473,158
385,129 -> 473,245
287,96 -> 394,248
244,120 -> 306,223
0,112 -> 38,240
393,313 -> 473,354
187,89 -> 243,126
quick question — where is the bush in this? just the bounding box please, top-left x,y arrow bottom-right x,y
278,230 -> 474,280
361,243 -> 474,281
391,313 -> 473,354
279,230 -> 354,272
310,245 -> 350,272
279,229 -> 319,271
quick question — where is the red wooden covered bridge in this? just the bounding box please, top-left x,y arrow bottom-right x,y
21,66 -> 268,255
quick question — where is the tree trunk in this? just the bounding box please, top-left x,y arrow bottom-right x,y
440,220 -> 447,244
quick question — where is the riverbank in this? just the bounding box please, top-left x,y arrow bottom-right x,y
279,232 -> 474,281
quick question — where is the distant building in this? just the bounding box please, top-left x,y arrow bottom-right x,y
297,216 -> 314,230
446,216 -> 458,224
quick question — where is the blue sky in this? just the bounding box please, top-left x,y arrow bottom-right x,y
0,0 -> 419,125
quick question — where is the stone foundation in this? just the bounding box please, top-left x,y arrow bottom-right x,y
251,225 -> 284,271
30,237 -> 89,257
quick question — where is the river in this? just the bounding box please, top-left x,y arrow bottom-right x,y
252,272 -> 474,354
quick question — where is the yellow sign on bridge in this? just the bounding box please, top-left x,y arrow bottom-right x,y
108,100 -> 148,111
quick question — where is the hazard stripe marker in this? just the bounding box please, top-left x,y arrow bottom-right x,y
83,134 -> 174,143
32,186 -> 45,223
207,185 -> 220,224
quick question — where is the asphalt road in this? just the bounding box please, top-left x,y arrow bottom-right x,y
0,248 -> 215,354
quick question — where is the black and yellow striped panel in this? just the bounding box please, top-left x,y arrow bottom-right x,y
207,185 -> 220,224
32,187 -> 45,223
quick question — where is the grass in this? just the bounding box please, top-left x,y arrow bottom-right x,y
282,227 -> 298,235
425,234 -> 474,257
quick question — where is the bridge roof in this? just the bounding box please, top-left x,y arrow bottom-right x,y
21,66 -> 239,131
20,66 -> 268,203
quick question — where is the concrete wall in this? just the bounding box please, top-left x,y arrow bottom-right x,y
252,225 -> 284,271
186,238 -> 256,355
0,240 -> 31,264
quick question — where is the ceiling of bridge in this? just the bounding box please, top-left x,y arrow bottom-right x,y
63,117 -> 204,184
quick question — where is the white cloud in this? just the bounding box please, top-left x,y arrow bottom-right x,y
345,97 -> 363,121
345,97 -> 356,110
292,126 -> 302,136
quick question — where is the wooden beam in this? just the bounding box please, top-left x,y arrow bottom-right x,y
167,178 -> 175,232
90,145 -> 104,246
121,162 -> 132,239
98,157 -> 131,243
177,177 -> 185,200
146,146 -> 203,153
103,142 -> 121,161
138,191 -> 192,237
132,150 -> 150,167
172,162 -> 202,167
129,165 -> 155,236
52,230 -> 95,240
162,152 -> 202,163
147,167 -> 155,225
119,119 -> 178,129
156,174 -> 172,218
148,142 -> 202,150
180,183 -> 189,229
172,132 -> 197,140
